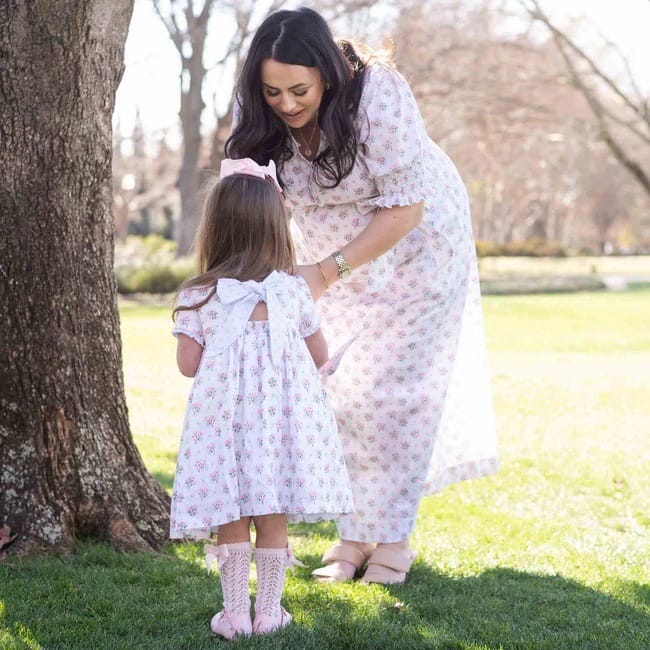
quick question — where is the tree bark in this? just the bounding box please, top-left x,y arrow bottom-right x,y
0,0 -> 170,555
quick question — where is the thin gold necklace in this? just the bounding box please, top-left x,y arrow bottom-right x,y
294,115 -> 319,158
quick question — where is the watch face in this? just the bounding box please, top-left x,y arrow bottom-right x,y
333,251 -> 351,278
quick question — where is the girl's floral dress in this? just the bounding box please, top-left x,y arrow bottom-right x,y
170,271 -> 354,539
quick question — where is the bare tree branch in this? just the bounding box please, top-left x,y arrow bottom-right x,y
518,0 -> 650,197
152,0 -> 184,54
594,29 -> 647,112
152,0 -> 217,254
523,0 -> 646,122
552,32 -> 650,195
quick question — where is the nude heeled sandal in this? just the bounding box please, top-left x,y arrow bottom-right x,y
311,543 -> 373,582
359,546 -> 416,585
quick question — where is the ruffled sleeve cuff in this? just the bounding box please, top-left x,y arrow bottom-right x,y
172,288 -> 206,347
171,326 -> 205,347
361,154 -> 429,210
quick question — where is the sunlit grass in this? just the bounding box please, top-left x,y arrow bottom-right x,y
483,289 -> 650,352
119,301 -> 188,490
1,286 -> 648,649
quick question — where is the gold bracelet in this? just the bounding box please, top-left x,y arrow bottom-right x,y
331,250 -> 352,279
316,261 -> 329,288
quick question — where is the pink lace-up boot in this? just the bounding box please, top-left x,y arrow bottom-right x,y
252,546 -> 304,634
205,541 -> 252,639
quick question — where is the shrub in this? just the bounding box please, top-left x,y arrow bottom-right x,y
475,241 -> 502,257
476,238 -> 567,257
115,234 -> 178,267
115,235 -> 194,293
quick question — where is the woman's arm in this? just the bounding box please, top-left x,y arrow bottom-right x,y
298,201 -> 424,300
176,334 -> 204,377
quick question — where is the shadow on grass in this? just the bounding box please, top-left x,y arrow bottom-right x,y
1,544 -> 648,650
288,553 -> 650,650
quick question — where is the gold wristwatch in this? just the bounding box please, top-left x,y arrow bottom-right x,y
331,250 -> 352,279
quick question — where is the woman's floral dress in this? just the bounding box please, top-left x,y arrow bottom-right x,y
283,65 -> 498,543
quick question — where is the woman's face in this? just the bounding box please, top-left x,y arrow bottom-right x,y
260,59 -> 325,129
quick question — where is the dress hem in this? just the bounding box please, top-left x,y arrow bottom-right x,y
170,507 -> 355,540
422,457 -> 499,496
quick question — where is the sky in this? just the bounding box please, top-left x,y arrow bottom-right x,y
114,0 -> 650,143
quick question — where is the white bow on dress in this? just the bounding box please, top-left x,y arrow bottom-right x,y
206,271 -> 290,366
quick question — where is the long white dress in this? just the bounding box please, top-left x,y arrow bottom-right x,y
282,65 -> 498,543
169,271 -> 354,539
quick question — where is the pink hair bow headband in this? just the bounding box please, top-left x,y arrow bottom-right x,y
219,157 -> 282,194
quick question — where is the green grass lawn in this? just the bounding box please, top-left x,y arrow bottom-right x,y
2,288 -> 649,649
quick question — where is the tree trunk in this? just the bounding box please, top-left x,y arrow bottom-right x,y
152,0 -> 215,257
0,0 -> 170,555
176,48 -> 206,256
209,107 -> 233,176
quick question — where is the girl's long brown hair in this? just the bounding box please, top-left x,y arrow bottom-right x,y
172,173 -> 294,318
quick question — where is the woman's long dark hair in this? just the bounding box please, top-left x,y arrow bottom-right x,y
225,7 -> 371,188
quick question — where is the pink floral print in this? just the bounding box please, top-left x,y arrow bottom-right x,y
170,272 -> 354,539
284,65 -> 498,543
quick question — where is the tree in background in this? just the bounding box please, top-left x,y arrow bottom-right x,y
154,0 -> 383,256
0,0 -> 170,554
519,0 -> 650,198
153,0 -> 218,256
392,0 -> 648,251
113,116 -> 179,240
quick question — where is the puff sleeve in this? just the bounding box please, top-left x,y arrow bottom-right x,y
172,289 -> 205,347
357,65 -> 430,209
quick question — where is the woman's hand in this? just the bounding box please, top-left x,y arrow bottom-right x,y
294,202 -> 424,302
295,263 -> 329,301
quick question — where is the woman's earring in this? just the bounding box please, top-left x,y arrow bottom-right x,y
325,83 -> 331,90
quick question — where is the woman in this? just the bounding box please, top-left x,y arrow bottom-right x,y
226,7 -> 497,584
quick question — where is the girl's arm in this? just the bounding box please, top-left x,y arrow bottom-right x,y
304,328 -> 328,369
176,334 -> 204,377
298,201 -> 424,300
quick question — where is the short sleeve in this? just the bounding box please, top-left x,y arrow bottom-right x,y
294,276 -> 321,338
358,65 -> 429,208
172,289 -> 205,347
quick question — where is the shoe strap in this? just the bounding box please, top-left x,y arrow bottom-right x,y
322,543 -> 369,568
366,547 -> 415,572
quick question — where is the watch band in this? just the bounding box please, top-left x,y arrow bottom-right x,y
331,250 -> 352,279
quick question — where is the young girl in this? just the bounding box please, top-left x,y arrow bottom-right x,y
170,158 -> 354,640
